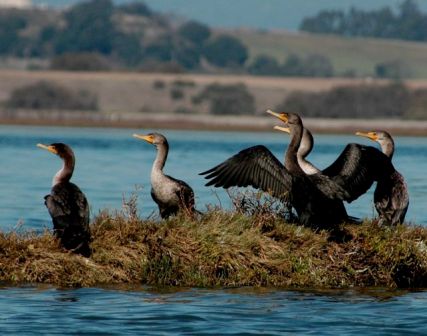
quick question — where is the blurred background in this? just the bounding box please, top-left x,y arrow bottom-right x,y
0,0 -> 427,129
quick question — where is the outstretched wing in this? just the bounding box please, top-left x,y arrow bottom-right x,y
321,143 -> 393,202
200,145 -> 293,200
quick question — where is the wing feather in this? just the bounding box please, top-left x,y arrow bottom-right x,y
321,143 -> 394,202
200,145 -> 292,200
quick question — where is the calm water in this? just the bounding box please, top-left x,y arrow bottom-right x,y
1,125 -> 427,334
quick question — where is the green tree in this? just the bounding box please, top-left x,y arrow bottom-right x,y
178,21 -> 211,45
143,35 -> 174,62
174,44 -> 201,70
299,0 -> 427,42
113,33 -> 143,66
248,55 -> 282,76
203,35 -> 248,67
0,12 -> 28,55
54,0 -> 115,55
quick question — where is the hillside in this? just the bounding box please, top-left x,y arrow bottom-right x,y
229,29 -> 427,78
1,0 -> 427,79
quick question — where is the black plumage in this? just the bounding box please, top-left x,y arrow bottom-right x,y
38,143 -> 91,257
201,112 -> 393,229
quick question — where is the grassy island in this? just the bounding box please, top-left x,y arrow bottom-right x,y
0,202 -> 426,289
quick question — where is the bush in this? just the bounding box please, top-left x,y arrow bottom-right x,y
203,35 -> 248,68
248,55 -> 282,76
277,83 -> 410,118
153,80 -> 166,90
138,60 -> 185,73
375,60 -> 410,79
282,53 -> 334,77
6,81 -> 98,111
174,106 -> 195,114
50,52 -> 111,71
193,83 -> 255,115
172,79 -> 195,88
170,88 -> 184,100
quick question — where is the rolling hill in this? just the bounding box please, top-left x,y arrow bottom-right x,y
228,28 -> 427,78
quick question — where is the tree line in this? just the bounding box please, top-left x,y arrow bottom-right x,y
300,0 -> 427,42
0,0 -> 248,71
0,0 -> 338,77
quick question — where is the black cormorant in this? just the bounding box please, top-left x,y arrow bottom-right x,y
201,112 -> 392,229
37,143 -> 91,257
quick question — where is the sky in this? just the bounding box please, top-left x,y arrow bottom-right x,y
30,0 -> 427,30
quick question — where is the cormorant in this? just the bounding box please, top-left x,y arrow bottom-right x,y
37,143 -> 91,257
356,131 -> 409,225
201,112 -> 392,229
133,132 -> 195,219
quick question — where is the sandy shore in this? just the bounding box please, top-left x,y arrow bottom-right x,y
1,110 -> 427,135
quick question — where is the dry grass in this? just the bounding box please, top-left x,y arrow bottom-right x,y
2,69 -> 427,117
1,193 -> 427,289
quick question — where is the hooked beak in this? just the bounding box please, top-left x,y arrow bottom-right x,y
37,143 -> 58,155
266,109 -> 288,123
133,134 -> 154,144
355,131 -> 378,141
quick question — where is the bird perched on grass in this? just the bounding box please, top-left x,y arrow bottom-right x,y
37,143 -> 91,257
133,132 -> 196,219
356,130 -> 409,225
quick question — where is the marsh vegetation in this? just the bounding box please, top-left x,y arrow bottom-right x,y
0,193 -> 426,288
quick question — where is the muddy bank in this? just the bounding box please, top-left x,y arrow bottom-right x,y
1,109 -> 427,135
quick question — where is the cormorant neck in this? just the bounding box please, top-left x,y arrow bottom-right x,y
296,128 -> 320,174
152,142 -> 169,173
380,138 -> 394,159
297,156 -> 321,175
285,123 -> 304,174
53,155 -> 74,186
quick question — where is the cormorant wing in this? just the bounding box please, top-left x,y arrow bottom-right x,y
321,143 -> 393,202
200,145 -> 292,201
45,182 -> 90,225
167,176 -> 196,210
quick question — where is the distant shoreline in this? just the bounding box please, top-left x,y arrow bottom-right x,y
1,110 -> 426,136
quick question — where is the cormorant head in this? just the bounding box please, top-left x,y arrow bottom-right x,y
37,143 -> 75,161
355,130 -> 393,146
266,110 -> 302,126
356,130 -> 395,158
133,132 -> 168,148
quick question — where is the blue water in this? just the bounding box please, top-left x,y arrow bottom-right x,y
1,125 -> 427,334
